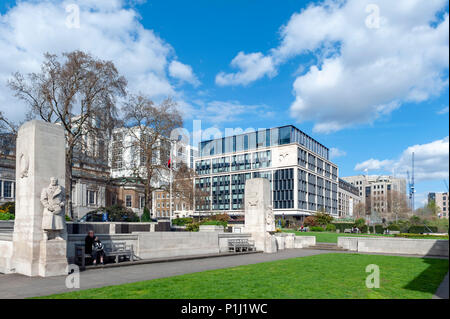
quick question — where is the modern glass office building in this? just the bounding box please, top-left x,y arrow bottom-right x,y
194,125 -> 339,220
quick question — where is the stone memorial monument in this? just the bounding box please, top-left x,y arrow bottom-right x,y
243,178 -> 277,253
11,120 -> 68,277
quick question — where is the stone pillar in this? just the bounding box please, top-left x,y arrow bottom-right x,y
11,120 -> 68,277
244,178 -> 277,253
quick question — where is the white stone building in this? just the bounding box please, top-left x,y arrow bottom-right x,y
428,192 -> 449,219
341,175 -> 407,218
337,178 -> 361,218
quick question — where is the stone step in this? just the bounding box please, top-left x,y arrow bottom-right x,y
304,243 -> 348,251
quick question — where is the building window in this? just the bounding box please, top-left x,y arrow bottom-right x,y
3,181 -> 13,198
140,196 -> 145,209
87,190 -> 97,206
126,195 -> 132,208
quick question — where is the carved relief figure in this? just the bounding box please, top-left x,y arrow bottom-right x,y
265,205 -> 275,232
40,177 -> 65,240
19,153 -> 29,178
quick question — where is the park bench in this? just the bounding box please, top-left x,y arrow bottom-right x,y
228,238 -> 256,253
344,229 -> 352,233
75,242 -> 134,267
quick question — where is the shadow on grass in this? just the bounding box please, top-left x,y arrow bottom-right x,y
403,241 -> 449,296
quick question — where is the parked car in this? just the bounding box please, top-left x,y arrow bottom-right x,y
78,211 -> 108,222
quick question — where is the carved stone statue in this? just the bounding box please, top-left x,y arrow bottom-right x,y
40,177 -> 65,240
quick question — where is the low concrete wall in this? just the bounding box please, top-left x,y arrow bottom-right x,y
137,232 -> 221,259
337,237 -> 358,251
294,236 -> 316,248
0,239 -> 13,274
337,237 -> 449,257
199,225 -> 225,233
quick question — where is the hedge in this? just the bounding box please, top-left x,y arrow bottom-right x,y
331,223 -> 354,232
387,224 -> 400,231
408,226 -> 438,234
394,233 -> 448,239
172,217 -> 193,226
310,226 -> 324,232
374,225 -> 384,234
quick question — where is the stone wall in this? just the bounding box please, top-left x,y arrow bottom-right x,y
337,236 -> 449,257
0,239 -> 13,274
67,222 -> 155,234
137,232 -> 220,259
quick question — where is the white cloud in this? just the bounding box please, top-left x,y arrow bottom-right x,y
330,147 -> 347,159
354,136 -> 449,181
193,100 -> 272,124
354,159 -> 394,171
437,106 -> 449,114
0,0 -> 198,123
215,52 -> 276,86
169,60 -> 200,86
216,0 -> 449,132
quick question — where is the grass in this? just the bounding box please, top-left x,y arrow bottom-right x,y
37,253 -> 448,299
282,230 -> 393,243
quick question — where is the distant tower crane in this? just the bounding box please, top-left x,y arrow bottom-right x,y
407,152 -> 415,212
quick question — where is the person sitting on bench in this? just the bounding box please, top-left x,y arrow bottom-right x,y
85,230 -> 104,265
92,236 -> 105,265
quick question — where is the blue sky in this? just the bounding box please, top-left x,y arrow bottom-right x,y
0,0 -> 448,207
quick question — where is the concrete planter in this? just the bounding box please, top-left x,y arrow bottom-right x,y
199,225 -> 225,233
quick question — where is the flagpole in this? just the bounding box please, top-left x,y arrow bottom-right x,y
169,140 -> 173,227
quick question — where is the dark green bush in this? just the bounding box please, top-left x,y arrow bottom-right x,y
310,226 -> 324,232
408,226 -> 438,234
172,217 -> 193,226
387,224 -> 400,231
141,207 -> 151,222
374,225 -> 384,234
201,220 -> 227,228
325,224 -> 336,232
186,222 -> 199,232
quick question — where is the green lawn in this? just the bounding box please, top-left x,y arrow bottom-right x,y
282,230 -> 394,243
38,253 -> 448,299
282,230 -> 449,243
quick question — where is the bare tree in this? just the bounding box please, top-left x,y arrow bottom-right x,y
8,51 -> 127,216
172,163 -> 209,212
353,202 -> 366,219
388,190 -> 410,222
0,111 -> 18,157
119,95 -> 183,215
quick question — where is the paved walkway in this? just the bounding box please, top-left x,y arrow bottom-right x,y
433,271 -> 449,299
0,249 -> 447,299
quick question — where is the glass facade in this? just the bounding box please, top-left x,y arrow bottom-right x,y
252,150 -> 271,169
200,125 -> 329,160
212,175 -> 230,210
231,173 -> 251,210
195,177 -> 211,210
212,157 -> 230,173
298,169 -> 307,210
273,168 -> 294,209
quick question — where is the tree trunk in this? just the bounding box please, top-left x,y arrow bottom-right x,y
65,149 -> 74,219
